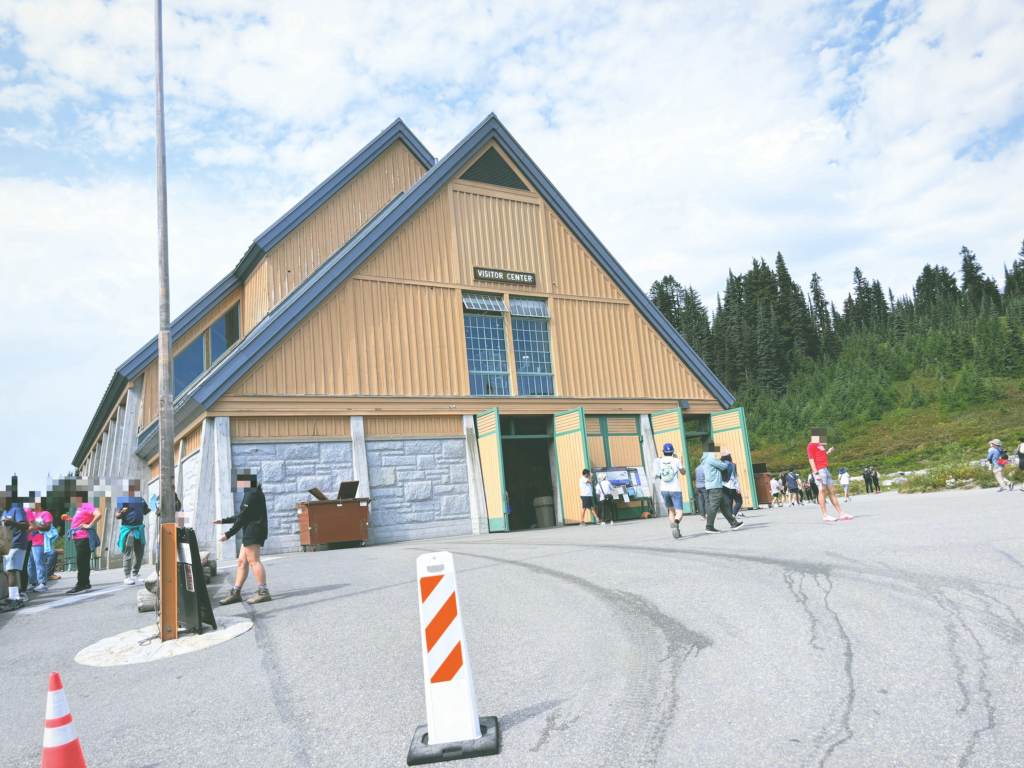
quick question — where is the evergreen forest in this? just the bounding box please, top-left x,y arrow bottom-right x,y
649,242 -> 1024,471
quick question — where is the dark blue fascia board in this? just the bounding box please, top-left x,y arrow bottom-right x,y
239,119 -> 434,276
190,113 -> 734,409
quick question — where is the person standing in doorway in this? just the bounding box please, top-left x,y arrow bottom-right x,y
1,501 -> 29,611
838,468 -> 852,501
215,471 -> 271,605
694,462 -> 707,521
700,443 -> 743,533
577,469 -> 600,525
807,429 -> 852,522
116,480 -> 150,585
986,440 -> 1014,492
657,444 -> 686,539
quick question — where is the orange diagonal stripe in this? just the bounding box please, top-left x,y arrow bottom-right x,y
431,641 -> 463,683
424,592 -> 458,651
419,575 -> 443,603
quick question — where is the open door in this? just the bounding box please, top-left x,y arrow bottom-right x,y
651,408 -> 694,513
710,407 -> 757,509
475,408 -> 508,532
554,407 -> 591,525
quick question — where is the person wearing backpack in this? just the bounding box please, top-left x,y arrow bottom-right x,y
657,444 -> 686,539
2,501 -> 30,611
987,439 -> 1014,492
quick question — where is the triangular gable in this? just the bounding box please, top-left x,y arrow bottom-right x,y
176,114 -> 733,424
460,147 -> 529,191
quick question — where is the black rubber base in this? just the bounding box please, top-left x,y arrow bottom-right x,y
406,716 -> 500,765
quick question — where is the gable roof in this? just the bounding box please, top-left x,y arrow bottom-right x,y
134,114 -> 733,456
73,119 -> 434,468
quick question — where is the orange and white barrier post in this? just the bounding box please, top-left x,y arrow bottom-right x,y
41,672 -> 87,768
407,552 -> 499,765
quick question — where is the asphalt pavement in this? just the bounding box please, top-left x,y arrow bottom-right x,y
3,487 -> 1023,767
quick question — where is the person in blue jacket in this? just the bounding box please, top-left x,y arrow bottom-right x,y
700,443 -> 744,533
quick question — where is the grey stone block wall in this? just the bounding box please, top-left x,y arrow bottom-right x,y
230,441 -> 354,555
366,438 -> 473,544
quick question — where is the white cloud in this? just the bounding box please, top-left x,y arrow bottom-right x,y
0,0 -> 1023,485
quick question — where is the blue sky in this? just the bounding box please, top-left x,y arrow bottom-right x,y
1,0 -> 1023,491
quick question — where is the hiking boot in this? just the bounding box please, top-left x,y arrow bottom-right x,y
247,587 -> 271,605
219,587 -> 242,606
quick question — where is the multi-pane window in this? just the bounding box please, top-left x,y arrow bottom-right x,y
464,303 -> 510,395
510,298 -> 554,396
172,302 -> 241,398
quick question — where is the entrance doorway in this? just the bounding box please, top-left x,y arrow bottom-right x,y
500,416 -> 555,531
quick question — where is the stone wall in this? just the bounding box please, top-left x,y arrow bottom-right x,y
366,438 -> 472,544
180,451 -> 200,527
230,441 -> 354,555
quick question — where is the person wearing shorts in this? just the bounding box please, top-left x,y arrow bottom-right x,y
657,444 -> 686,539
769,476 -> 781,507
215,471 -> 271,605
577,469 -> 600,525
786,470 -> 802,506
807,429 -> 852,523
1,502 -> 29,611
838,468 -> 852,501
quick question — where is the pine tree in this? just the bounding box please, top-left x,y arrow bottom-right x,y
755,305 -> 787,393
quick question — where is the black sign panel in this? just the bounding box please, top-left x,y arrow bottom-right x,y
473,267 -> 536,285
176,527 -> 217,634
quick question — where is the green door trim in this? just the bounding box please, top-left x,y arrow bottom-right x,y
710,406 -> 757,505
554,407 -> 591,523
476,407 -> 508,532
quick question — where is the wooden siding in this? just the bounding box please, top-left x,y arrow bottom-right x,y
554,410 -> 589,525
231,417 -> 351,440
179,427 -> 202,457
652,409 -> 692,507
546,209 -> 622,300
475,411 -> 505,527
364,415 -> 462,437
229,278 -> 469,397
263,142 -> 427,313
359,193 -> 455,284
451,187 -> 547,292
587,436 -> 606,467
172,287 -> 243,356
607,436 -> 643,468
138,364 -> 158,432
243,257 -> 269,335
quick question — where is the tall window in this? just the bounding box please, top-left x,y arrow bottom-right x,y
463,293 -> 510,395
510,298 -> 554,396
172,302 -> 241,398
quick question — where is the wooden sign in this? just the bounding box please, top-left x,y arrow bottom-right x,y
473,267 -> 536,286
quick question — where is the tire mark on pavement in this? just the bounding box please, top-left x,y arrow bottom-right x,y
449,549 -> 711,767
530,709 -> 581,752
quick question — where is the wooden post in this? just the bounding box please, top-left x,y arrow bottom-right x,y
159,523 -> 178,641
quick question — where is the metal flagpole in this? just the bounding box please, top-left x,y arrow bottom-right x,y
154,0 -> 178,641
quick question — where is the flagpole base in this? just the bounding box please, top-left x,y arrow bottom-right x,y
406,716 -> 500,765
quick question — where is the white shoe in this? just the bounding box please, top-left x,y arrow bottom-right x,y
822,516 -> 838,523
609,520 -> 614,525
124,577 -> 135,585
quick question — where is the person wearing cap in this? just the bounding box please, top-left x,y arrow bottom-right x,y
699,444 -> 743,533
596,472 -> 615,526
657,443 -> 686,538
986,439 -> 1014,492
838,468 -> 852,501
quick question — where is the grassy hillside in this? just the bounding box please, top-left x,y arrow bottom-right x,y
750,375 -> 1024,473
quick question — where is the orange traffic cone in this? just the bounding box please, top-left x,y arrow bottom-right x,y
41,672 -> 87,768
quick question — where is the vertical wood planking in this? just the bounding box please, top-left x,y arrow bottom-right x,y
243,258 -> 269,335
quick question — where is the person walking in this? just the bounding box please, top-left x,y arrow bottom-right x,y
25,502 -> 53,594
657,444 -> 687,538
987,439 -> 1014,492
694,462 -> 707,521
838,468 -> 852,501
769,475 -> 781,508
807,429 -> 852,522
700,444 -> 743,533
67,501 -> 101,595
721,449 -> 744,517
115,480 -> 150,585
215,471 -> 272,605
1,501 -> 29,611
577,469 -> 600,525
596,473 -> 615,526
786,469 -> 802,506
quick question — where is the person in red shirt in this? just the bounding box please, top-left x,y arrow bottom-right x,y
26,502 -> 54,593
807,428 -> 852,523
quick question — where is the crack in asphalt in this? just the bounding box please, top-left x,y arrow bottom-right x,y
448,549 -> 711,767
817,573 -> 856,768
530,709 -> 581,752
783,571 -> 825,652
